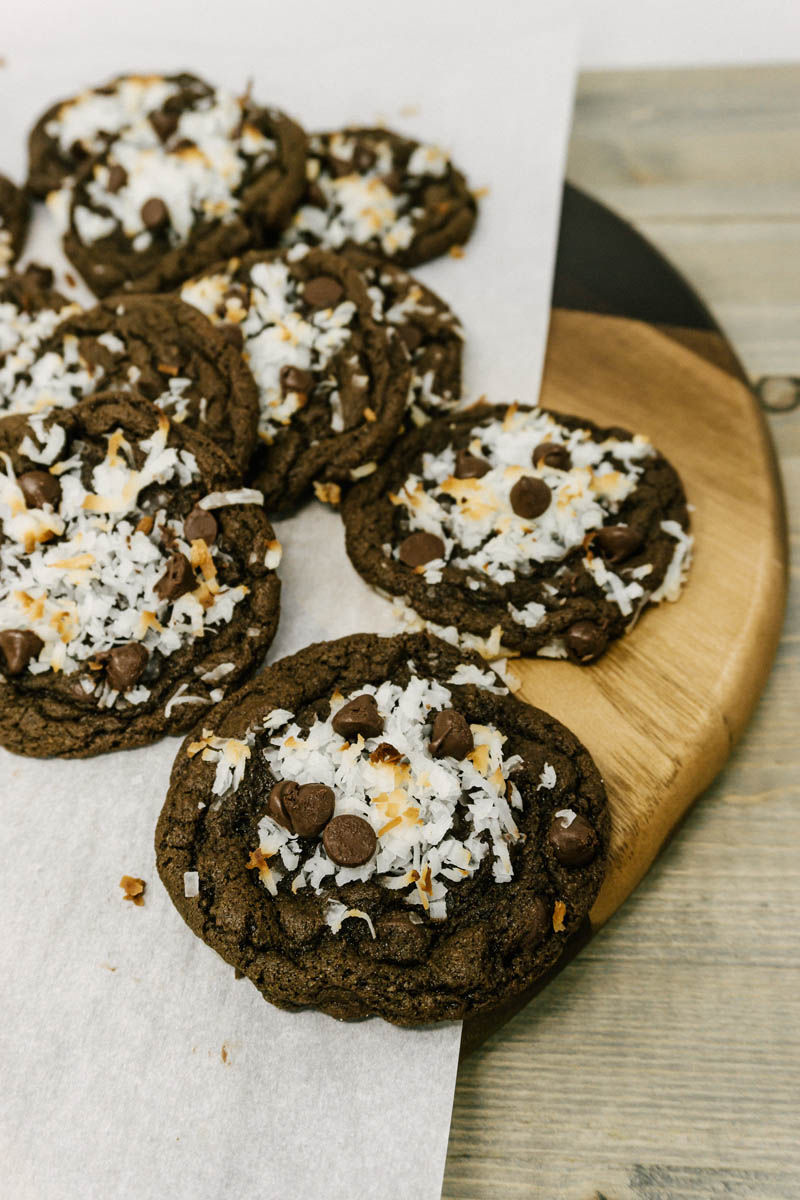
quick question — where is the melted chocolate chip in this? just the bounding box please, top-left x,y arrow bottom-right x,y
286,783 -> 335,838
18,470 -> 61,510
106,164 -> 128,194
0,629 -> 44,675
509,475 -> 552,519
149,109 -> 178,142
369,742 -> 404,764
565,620 -> 608,663
593,524 -> 643,564
303,275 -> 343,308
532,441 -> 571,471
454,449 -> 491,479
267,780 -> 299,831
398,531 -> 445,568
331,694 -> 384,740
429,709 -> 474,759
155,552 -> 196,601
184,506 -> 218,545
141,197 -> 169,230
323,814 -> 377,867
279,364 -> 314,396
106,642 -> 148,692
548,811 -> 599,867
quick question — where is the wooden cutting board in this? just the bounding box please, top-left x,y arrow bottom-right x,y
461,192 -> 788,1051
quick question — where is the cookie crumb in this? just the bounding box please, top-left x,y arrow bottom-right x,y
313,481 -> 342,506
552,900 -> 566,932
120,875 -> 146,905
221,1044 -> 228,1063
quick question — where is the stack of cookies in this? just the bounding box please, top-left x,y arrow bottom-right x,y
0,72 -> 693,1026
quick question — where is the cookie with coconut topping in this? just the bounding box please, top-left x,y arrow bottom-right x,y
180,246 -> 411,510
27,72 -> 219,197
0,292 -> 259,471
0,394 -> 281,757
342,404 -> 692,663
0,264 -> 79,365
282,128 -> 477,266
0,175 -> 29,276
155,631 -> 608,1026
60,82 -> 306,296
354,254 -> 463,420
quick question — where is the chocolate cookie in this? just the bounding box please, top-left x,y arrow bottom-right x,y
155,632 -> 608,1026
61,81 -> 306,296
0,292 -> 259,470
179,246 -> 411,510
0,263 -> 78,363
27,72 -> 218,197
355,254 -> 463,420
0,175 -> 29,274
282,128 -> 477,266
342,404 -> 693,662
0,395 -> 281,757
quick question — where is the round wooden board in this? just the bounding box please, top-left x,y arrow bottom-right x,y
461,303 -> 787,1052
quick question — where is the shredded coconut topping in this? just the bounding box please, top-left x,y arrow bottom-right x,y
283,132 -> 452,257
181,258 -> 359,441
393,406 -> 656,588
0,413 -> 252,695
250,675 -> 525,921
72,85 -> 276,248
45,75 -> 185,161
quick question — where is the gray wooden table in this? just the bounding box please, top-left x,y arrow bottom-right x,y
442,65 -> 800,1200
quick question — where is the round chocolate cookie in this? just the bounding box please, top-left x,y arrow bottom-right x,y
342,404 -> 693,663
27,72 -> 219,197
180,246 -> 411,510
354,254 -> 463,420
155,632 -> 608,1026
0,395 -> 281,757
61,82 -> 306,296
0,292 -> 259,471
0,175 -> 29,274
281,127 -> 477,266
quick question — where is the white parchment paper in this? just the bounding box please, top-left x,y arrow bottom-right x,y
0,4 -> 578,1197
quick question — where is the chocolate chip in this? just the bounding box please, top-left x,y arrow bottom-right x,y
155,552 -> 196,601
286,783 -> 335,838
141,197 -> 169,230
397,324 -> 423,354
303,275 -> 343,308
18,470 -> 61,510
331,694 -> 384,740
267,780 -> 300,831
429,709 -> 473,759
353,144 -> 377,172
369,742 -> 404,764
454,449 -> 491,479
149,109 -> 178,142
509,475 -> 552,519
533,441 -> 571,471
183,506 -> 218,545
382,169 -> 405,193
280,364 -> 314,396
106,164 -> 128,193
0,629 -> 43,676
548,811 -> 599,867
398,531 -> 445,568
106,643 -> 148,692
565,620 -> 608,663
323,814 -> 377,866
593,524 -> 643,564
